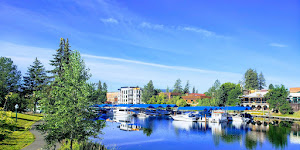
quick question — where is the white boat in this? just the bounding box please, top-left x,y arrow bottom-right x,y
232,114 -> 251,123
170,113 -> 197,122
137,112 -> 148,118
119,122 -> 142,131
113,107 -> 136,116
209,110 -> 228,123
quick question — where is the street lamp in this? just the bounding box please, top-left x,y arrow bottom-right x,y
15,104 -> 19,122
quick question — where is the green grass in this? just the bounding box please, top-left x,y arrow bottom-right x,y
245,110 -> 300,118
0,112 -> 43,150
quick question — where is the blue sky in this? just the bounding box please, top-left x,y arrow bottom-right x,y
0,0 -> 299,92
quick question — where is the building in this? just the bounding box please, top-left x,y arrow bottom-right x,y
106,92 -> 119,104
288,87 -> 300,111
162,92 -> 182,100
240,90 -> 269,110
118,87 -> 142,104
181,93 -> 211,104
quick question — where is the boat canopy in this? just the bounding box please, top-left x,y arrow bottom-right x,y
92,104 -> 178,108
178,106 -> 252,111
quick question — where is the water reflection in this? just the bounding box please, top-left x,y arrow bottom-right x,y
95,116 -> 300,150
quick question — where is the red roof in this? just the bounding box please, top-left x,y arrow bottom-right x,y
189,93 -> 206,96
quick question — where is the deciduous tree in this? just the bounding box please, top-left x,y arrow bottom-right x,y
38,51 -> 105,149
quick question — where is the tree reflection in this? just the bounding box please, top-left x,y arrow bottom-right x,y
267,121 -> 292,149
245,133 -> 257,150
143,128 -> 153,137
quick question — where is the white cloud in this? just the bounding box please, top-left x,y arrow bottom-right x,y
100,18 -> 119,24
182,26 -> 216,37
269,43 -> 287,48
140,22 -> 164,30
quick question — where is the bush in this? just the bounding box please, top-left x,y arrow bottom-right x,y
0,108 -> 17,141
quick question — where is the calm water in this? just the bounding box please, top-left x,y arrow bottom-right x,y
91,116 -> 300,150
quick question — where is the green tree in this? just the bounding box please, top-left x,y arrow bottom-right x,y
183,80 -> 190,94
268,84 -> 274,90
173,78 -> 182,93
142,80 -> 155,103
258,72 -> 266,90
102,82 -> 107,92
226,84 -> 242,106
192,86 -> 195,93
0,57 -> 21,109
48,38 -> 72,78
218,82 -> 237,106
265,85 -> 292,114
244,68 -> 258,90
206,79 -> 221,97
23,58 -> 47,112
166,86 -> 170,93
38,51 -> 105,149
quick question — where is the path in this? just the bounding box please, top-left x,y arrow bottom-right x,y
22,121 -> 60,150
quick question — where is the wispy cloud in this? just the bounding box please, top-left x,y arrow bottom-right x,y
181,27 -> 216,37
81,54 -> 237,75
140,22 -> 164,30
269,43 -> 287,48
100,18 -> 119,24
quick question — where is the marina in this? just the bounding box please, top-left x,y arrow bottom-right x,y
91,115 -> 300,150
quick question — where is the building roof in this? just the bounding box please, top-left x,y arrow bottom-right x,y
290,87 -> 300,93
178,106 -> 252,111
243,91 -> 268,98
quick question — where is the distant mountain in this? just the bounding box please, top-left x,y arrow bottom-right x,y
159,89 -> 173,92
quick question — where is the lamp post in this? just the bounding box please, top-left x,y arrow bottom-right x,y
15,104 -> 19,122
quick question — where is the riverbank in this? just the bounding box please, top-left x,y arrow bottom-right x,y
0,112 -> 43,150
246,110 -> 300,118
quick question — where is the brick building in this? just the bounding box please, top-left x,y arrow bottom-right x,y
181,93 -> 211,104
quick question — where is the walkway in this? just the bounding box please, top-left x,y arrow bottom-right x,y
22,121 -> 60,150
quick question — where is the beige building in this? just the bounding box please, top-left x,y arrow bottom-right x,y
106,92 -> 119,104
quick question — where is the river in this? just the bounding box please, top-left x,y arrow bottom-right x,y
90,116 -> 300,150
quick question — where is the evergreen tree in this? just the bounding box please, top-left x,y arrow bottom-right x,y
23,58 -> 47,112
173,78 -> 182,93
196,89 -> 198,93
244,68 -> 259,90
142,80 -> 155,103
38,51 -> 105,149
0,57 -> 21,108
258,72 -> 266,90
97,80 -> 102,91
269,84 -> 274,90
166,86 -> 170,93
48,38 -> 72,78
183,80 -> 190,94
192,86 -> 195,93
103,82 -> 107,92
265,85 -> 292,114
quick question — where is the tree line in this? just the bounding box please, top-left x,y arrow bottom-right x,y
0,40 -> 108,113
1,38 -> 106,149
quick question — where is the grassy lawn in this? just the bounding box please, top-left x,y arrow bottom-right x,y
245,110 -> 300,118
0,112 -> 43,150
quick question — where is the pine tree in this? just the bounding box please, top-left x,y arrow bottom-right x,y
97,80 -> 102,91
192,86 -> 195,93
183,80 -> 190,94
48,38 -> 72,78
269,84 -> 274,90
142,80 -> 155,103
23,58 -> 47,112
166,86 -> 170,93
0,57 -> 21,108
38,51 -> 105,149
258,72 -> 266,90
244,68 -> 259,90
173,78 -> 182,93
103,82 -> 107,92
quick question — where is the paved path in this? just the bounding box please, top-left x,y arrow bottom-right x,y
22,121 -> 60,150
